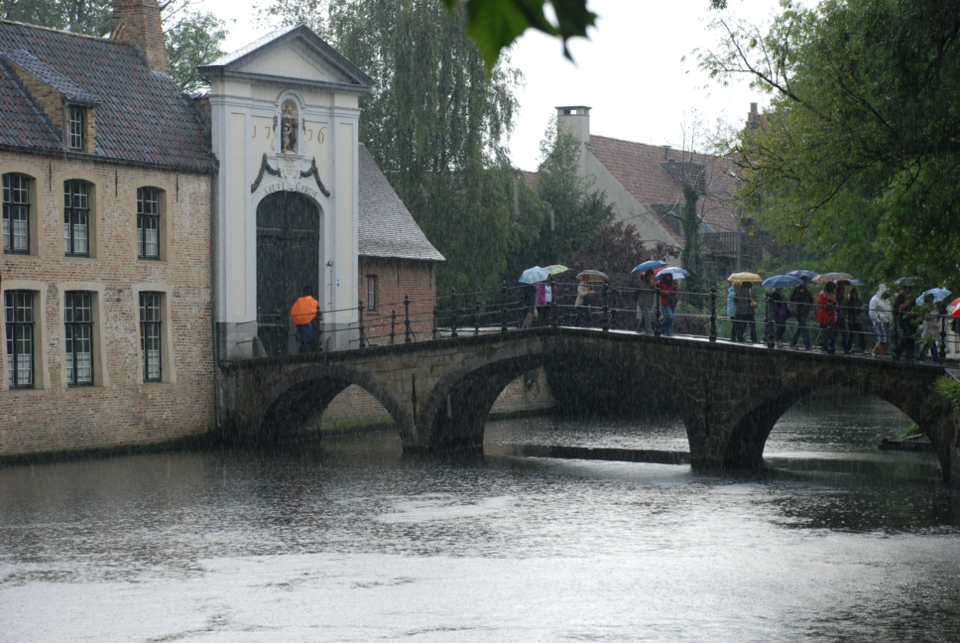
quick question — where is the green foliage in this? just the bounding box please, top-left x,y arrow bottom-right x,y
165,11 -> 228,92
936,376 -> 960,415
535,117 -> 614,266
255,0 -> 326,34
318,0 -> 532,294
700,0 -> 960,287
1,0 -> 111,35
435,0 -> 596,72
680,183 -> 705,297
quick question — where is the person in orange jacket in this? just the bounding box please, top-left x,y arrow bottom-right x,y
290,287 -> 320,353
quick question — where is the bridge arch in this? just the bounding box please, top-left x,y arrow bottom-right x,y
411,333 -> 629,451
414,337 -> 557,451
707,365 -> 954,477
252,363 -> 407,444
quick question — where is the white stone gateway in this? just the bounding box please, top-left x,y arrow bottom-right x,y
200,26 -> 374,359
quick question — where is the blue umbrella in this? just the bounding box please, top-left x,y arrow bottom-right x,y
761,274 -> 802,289
631,260 -> 668,275
917,288 -> 951,305
519,266 -> 549,284
787,269 -> 818,280
895,277 -> 918,286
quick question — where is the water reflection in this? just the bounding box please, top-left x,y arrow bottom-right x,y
1,394 -> 958,642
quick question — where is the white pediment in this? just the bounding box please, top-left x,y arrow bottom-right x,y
202,26 -> 373,90
243,43 -> 346,84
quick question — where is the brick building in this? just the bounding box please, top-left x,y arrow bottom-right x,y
0,6 -> 217,455
0,1 -> 444,456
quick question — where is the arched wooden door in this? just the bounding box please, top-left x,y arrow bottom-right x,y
256,192 -> 320,356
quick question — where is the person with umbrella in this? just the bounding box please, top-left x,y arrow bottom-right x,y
788,276 -> 814,350
769,287 -> 789,348
892,282 -> 918,360
535,274 -> 555,326
635,269 -> 657,334
916,301 -> 947,362
816,282 -> 838,353
659,272 -> 680,336
574,274 -> 595,328
869,284 -> 893,358
735,280 -> 758,343
727,281 -> 742,341
846,286 -> 867,353
834,282 -> 851,353
290,286 -> 320,354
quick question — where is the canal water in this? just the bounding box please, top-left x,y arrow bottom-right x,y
1,393 -> 958,642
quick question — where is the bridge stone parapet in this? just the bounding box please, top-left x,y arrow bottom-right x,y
217,328 -> 959,484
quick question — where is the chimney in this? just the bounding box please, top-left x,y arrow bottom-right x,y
556,105 -> 591,145
111,0 -> 168,74
746,102 -> 761,130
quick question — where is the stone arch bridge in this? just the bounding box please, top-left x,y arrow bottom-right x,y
217,328 -> 959,482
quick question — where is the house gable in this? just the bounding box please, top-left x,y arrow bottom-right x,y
199,25 -> 373,94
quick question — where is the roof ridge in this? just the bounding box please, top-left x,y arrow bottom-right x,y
591,133 -> 736,163
0,19 -> 123,45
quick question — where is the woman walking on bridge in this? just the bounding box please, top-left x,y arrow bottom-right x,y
869,284 -> 892,358
817,282 -> 838,354
789,278 -> 814,350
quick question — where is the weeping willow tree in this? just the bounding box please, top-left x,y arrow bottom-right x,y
311,0 -> 537,294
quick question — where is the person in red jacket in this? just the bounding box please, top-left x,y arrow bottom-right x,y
658,273 -> 680,336
816,281 -> 837,354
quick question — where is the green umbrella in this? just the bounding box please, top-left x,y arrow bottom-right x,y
544,264 -> 570,275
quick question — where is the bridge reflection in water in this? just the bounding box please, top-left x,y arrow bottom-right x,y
218,327 -> 958,483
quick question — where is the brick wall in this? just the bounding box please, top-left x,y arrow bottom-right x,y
358,257 -> 437,345
0,151 -> 213,456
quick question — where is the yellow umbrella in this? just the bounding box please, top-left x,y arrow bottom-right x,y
727,272 -> 763,282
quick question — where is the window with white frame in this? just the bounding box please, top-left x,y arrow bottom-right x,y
64,291 -> 93,386
137,187 -> 161,259
366,275 -> 377,311
64,180 -> 90,256
68,106 -> 84,150
2,173 -> 30,254
5,290 -> 34,388
139,292 -> 162,382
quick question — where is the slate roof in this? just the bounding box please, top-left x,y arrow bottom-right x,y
0,57 -> 61,150
587,135 -> 739,242
0,20 -> 216,172
358,145 -> 444,262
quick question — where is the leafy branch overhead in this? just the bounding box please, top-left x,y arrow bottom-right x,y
437,0 -> 597,70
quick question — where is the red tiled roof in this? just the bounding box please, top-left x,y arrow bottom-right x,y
588,135 -> 739,243
521,170 -> 538,190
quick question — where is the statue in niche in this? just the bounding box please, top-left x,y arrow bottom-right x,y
281,101 -> 299,153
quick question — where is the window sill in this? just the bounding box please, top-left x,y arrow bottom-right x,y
2,387 -> 46,394
64,384 -> 104,392
141,380 -> 174,387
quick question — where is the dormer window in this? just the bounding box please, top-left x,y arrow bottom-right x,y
68,106 -> 84,150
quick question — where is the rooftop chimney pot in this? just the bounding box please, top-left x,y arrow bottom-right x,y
111,0 -> 169,74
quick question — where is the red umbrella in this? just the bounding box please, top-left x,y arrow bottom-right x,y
290,295 -> 319,325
